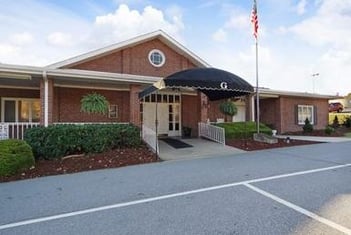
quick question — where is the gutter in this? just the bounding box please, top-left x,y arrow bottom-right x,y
42,70 -> 49,127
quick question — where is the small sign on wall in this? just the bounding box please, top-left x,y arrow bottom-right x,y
0,124 -> 9,140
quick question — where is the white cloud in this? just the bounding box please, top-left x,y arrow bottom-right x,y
0,43 -> 20,57
296,0 -> 307,15
90,4 -> 184,46
47,32 -> 73,47
286,0 -> 351,95
10,32 -> 34,45
224,14 -> 249,30
212,28 -> 227,42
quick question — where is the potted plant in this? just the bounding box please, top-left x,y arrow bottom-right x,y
182,126 -> 192,138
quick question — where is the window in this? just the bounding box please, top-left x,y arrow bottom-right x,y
1,98 -> 40,123
297,105 -> 314,125
148,49 -> 165,67
109,105 -> 118,119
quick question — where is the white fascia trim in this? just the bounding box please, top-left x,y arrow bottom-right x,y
0,85 -> 40,90
46,30 -> 210,69
54,84 -> 130,91
47,69 -> 161,84
257,88 -> 339,99
0,63 -> 43,76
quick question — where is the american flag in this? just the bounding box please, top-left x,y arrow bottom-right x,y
251,0 -> 258,39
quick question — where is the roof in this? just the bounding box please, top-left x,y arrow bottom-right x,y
0,63 -> 161,85
46,30 -> 210,69
258,88 -> 340,100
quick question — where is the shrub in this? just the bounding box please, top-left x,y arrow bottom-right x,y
332,115 -> 339,128
24,124 -> 141,160
344,117 -> 351,128
303,118 -> 313,133
0,139 -> 35,176
216,122 -> 272,139
324,126 -> 335,135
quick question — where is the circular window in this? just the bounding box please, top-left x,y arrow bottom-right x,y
148,49 -> 165,67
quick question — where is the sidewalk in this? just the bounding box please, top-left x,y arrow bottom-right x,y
276,135 -> 351,143
158,138 -> 245,161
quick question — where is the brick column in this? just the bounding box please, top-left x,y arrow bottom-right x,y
129,84 -> 141,127
40,78 -> 54,126
199,92 -> 209,123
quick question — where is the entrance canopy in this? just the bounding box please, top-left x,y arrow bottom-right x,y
139,68 -> 253,101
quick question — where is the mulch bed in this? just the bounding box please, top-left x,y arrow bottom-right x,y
3,127 -> 349,183
0,146 -> 158,183
226,138 -> 323,151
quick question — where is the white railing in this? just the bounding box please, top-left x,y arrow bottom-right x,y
142,124 -> 159,154
53,122 -> 129,125
198,122 -> 225,145
0,123 -> 40,140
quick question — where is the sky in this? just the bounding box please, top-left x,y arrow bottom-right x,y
0,0 -> 350,96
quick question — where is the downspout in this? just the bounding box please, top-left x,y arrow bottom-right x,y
42,70 -> 49,127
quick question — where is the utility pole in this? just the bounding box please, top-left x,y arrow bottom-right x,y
311,73 -> 319,93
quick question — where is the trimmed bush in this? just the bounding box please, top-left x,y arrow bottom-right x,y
303,118 -> 313,133
345,117 -> 351,128
324,126 -> 335,135
332,115 -> 339,128
24,124 -> 141,159
216,122 -> 272,139
0,139 -> 35,176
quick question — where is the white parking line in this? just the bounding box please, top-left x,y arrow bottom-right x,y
1,163 -> 350,230
244,183 -> 351,234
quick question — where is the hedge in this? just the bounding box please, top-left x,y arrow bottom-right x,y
215,122 -> 272,139
24,124 -> 141,160
0,139 -> 35,176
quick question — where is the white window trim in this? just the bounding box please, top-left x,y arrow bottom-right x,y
297,105 -> 314,125
1,97 -> 40,123
108,104 -> 118,119
148,49 -> 166,67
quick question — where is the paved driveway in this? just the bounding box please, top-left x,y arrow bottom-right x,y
1,142 -> 350,234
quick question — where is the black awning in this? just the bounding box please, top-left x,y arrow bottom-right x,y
139,68 -> 253,101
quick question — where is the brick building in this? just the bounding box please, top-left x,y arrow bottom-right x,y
0,30 -> 336,138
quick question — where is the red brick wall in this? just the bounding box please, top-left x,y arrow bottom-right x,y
53,87 -> 130,123
129,85 -> 141,127
260,98 -> 281,131
67,39 -> 197,77
182,95 -> 200,137
208,99 -> 225,122
69,51 -> 123,73
279,96 -> 329,133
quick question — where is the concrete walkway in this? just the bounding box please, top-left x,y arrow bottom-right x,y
158,137 -> 244,161
276,135 -> 351,142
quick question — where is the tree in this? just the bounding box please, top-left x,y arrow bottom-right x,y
302,118 -> 313,133
80,92 -> 109,115
219,100 -> 238,122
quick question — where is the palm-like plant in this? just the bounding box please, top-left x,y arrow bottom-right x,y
219,100 -> 238,122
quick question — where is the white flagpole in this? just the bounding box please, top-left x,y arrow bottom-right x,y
255,36 -> 260,134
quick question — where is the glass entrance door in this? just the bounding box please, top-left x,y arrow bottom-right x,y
168,104 -> 180,136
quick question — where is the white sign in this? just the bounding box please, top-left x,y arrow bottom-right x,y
0,124 -> 9,140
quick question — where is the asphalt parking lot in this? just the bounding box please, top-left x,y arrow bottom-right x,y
1,141 -> 351,234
